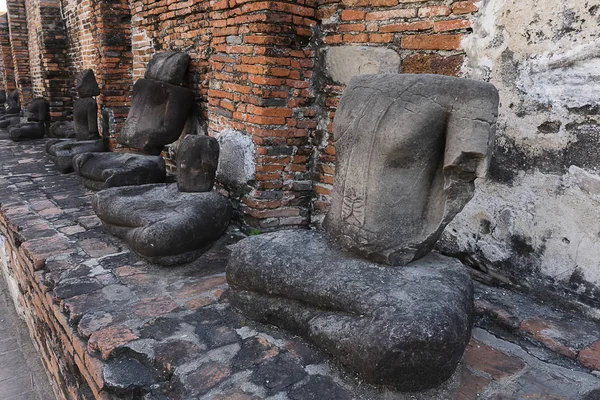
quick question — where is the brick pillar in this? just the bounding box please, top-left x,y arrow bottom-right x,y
208,0 -> 318,231
0,14 -> 15,92
93,0 -> 132,138
23,0 -> 72,120
6,0 -> 33,108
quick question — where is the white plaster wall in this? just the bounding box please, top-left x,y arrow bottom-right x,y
441,0 -> 600,305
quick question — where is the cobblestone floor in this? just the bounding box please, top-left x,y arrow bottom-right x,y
0,270 -> 55,399
0,137 -> 600,399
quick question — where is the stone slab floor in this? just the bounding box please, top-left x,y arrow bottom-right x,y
0,137 -> 600,399
0,271 -> 55,399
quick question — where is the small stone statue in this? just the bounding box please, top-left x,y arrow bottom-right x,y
5,89 -> 19,114
227,74 -> 499,391
9,98 -> 49,141
73,69 -> 100,140
0,89 -> 21,129
46,69 -> 105,173
92,134 -> 231,265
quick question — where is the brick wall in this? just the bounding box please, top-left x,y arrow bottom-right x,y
0,13 -> 16,93
0,0 -> 477,229
310,0 -> 478,225
128,0 -> 477,230
130,0 -> 318,229
6,0 -> 33,108
22,0 -> 72,120
61,0 -> 132,134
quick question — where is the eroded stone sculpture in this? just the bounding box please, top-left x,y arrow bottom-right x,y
46,69 -> 105,173
227,74 -> 499,391
5,89 -> 19,114
73,52 -> 194,189
9,98 -> 49,141
324,74 -> 497,265
92,135 -> 231,265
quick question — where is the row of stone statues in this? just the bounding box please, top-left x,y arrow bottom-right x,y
48,53 -> 231,266
2,52 -> 501,392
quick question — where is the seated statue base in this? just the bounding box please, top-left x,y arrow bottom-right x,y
46,139 -> 105,173
10,122 -> 46,141
0,116 -> 21,129
226,230 -> 474,391
92,183 -> 232,266
73,152 -> 167,190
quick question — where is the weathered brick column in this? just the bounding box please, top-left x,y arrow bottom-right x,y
23,0 -> 72,120
0,13 -> 16,92
92,0 -> 132,137
62,0 -> 133,138
6,0 -> 33,107
208,0 -> 319,230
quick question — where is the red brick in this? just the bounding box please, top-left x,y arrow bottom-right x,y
453,1 -> 479,14
401,34 -> 465,50
88,325 -> 139,360
578,340 -> 600,370
341,10 -> 365,21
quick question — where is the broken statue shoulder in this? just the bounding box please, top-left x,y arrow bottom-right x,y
226,74 -> 500,391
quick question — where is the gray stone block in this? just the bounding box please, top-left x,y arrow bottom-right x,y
144,51 -> 190,85
324,46 -> 400,85
177,135 -> 219,193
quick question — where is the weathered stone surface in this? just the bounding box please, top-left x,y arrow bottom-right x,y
177,135 -> 219,192
144,51 -> 190,85
215,129 -> 256,195
325,46 -> 400,85
24,98 -> 49,122
73,152 -> 167,190
323,74 -> 499,266
76,69 -> 101,98
103,357 -> 158,395
73,97 -> 99,140
48,121 -> 76,138
116,79 -> 194,154
6,89 -> 19,114
227,230 -> 474,391
47,139 -> 106,173
9,122 -> 45,141
0,116 -> 19,129
288,375 -> 352,400
250,354 -> 307,395
92,183 -> 232,265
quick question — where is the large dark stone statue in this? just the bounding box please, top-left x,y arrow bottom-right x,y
9,98 -> 49,141
46,69 -> 105,173
227,74 -> 499,391
73,52 -> 194,190
92,135 -> 231,265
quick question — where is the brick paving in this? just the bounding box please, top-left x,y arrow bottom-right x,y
0,137 -> 599,399
0,270 -> 55,399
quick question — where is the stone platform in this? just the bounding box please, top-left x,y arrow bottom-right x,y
1,137 -> 600,399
